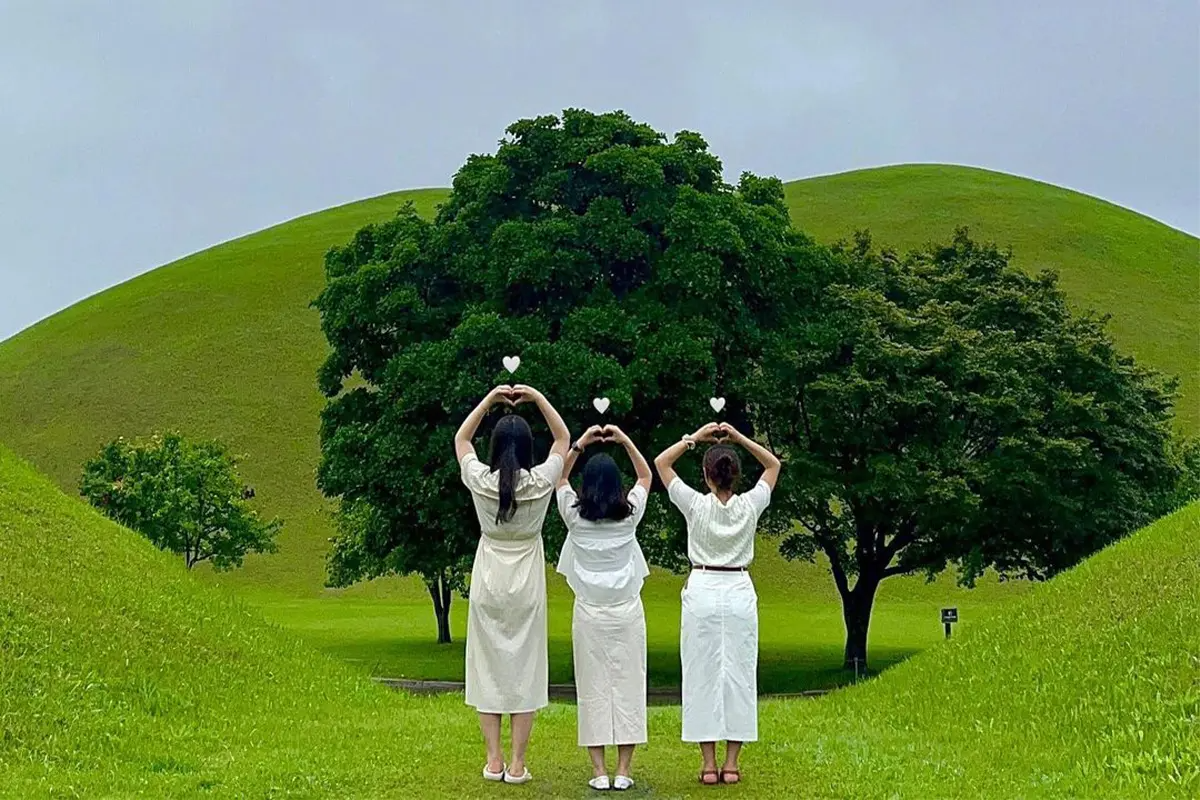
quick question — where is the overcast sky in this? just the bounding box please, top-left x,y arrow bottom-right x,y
1,1 -> 1197,340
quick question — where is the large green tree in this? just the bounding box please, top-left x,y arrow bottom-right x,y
750,230 -> 1194,671
81,433 -> 281,570
314,109 -> 822,642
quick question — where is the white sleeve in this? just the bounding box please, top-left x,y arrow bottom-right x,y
531,453 -> 564,486
667,477 -> 700,523
745,479 -> 772,517
556,484 -> 579,528
459,452 -> 489,491
627,484 -> 649,525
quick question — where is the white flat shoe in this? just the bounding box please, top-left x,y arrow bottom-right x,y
588,775 -> 611,790
613,775 -> 634,791
482,763 -> 505,782
505,767 -> 533,784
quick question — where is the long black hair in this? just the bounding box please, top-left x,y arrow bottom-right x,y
574,453 -> 634,522
703,444 -> 741,493
489,414 -> 534,524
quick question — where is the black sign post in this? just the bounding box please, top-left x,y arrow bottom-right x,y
941,607 -> 958,639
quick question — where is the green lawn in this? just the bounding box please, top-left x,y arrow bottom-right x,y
0,163 -> 1194,689
2,446 -> 1194,798
243,558 -> 1019,693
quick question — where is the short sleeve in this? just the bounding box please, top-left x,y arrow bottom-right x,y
745,479 -> 772,517
531,453 -> 564,486
459,452 -> 490,492
627,484 -> 649,526
667,477 -> 700,522
556,484 -> 580,528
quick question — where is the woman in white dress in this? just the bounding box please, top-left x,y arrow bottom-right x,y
654,421 -> 781,787
454,383 -> 570,785
555,424 -> 653,792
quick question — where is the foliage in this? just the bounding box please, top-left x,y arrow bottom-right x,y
751,229 -> 1195,668
79,432 -> 280,570
312,109 -> 828,639
3,445 -> 1195,798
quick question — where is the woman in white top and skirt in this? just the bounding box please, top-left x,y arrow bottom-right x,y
454,383 -> 570,786
555,424 -> 653,792
654,421 -> 781,787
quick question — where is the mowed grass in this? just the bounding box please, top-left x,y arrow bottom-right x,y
244,540 -> 1022,692
1,446 -> 1195,799
0,164 -> 1193,688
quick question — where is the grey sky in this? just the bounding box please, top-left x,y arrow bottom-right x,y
1,1 -> 1197,340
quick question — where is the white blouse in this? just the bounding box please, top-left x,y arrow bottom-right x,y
555,484 -> 651,606
667,478 -> 772,568
460,452 -> 563,539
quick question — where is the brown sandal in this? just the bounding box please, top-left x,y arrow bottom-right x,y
720,769 -> 741,785
699,769 -> 720,785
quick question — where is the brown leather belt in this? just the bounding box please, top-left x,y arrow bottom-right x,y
691,564 -> 748,572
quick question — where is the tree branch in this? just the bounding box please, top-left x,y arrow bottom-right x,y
821,539 -> 850,597
881,563 -> 914,579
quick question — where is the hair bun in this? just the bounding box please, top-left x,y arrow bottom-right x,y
702,445 -> 741,492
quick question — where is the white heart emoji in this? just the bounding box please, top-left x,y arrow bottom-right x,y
709,396 -> 726,413
593,397 -> 611,414
502,355 -> 520,374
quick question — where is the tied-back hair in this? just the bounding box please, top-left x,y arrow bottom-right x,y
703,444 -> 741,493
489,414 -> 534,524
574,453 -> 634,522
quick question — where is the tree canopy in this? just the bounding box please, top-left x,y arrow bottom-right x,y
80,433 -> 281,570
750,230 -> 1194,669
313,109 -> 827,642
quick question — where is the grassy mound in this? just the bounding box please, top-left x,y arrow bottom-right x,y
1,447 -> 1194,798
0,164 -> 1193,687
0,165 -> 1193,598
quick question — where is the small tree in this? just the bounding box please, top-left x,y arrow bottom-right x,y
81,433 -> 281,570
313,109 -> 820,643
751,230 -> 1194,671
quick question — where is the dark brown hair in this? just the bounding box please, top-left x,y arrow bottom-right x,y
703,444 -> 741,493
488,415 -> 534,523
575,453 -> 634,522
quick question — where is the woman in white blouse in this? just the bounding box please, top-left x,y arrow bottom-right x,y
654,421 -> 781,787
555,423 -> 653,792
454,383 -> 570,786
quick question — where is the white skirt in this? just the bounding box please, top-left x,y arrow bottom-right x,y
680,570 -> 758,742
465,535 -> 548,714
572,597 -> 647,746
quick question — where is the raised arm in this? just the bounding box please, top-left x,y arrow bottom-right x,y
606,425 -> 652,492
653,422 -> 722,488
558,425 -> 605,488
720,423 -> 782,489
454,385 -> 514,461
514,384 -> 571,460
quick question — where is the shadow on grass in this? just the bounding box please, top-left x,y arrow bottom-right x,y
325,636 -> 923,695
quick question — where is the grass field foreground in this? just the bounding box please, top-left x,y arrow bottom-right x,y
2,446 -> 1195,799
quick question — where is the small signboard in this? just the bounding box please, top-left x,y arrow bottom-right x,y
941,607 -> 958,639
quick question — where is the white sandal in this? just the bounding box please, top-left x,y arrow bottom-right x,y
482,763 -> 505,782
588,775 -> 611,790
613,775 -> 634,791
505,767 -> 533,784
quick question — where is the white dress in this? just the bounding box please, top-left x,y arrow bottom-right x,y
667,477 -> 772,743
460,451 -> 563,714
556,484 -> 650,747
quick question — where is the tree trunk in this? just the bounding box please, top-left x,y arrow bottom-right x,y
840,575 -> 880,674
428,574 -> 453,645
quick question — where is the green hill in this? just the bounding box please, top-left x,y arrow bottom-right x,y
1,446 -> 1194,798
0,164 -> 1193,602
